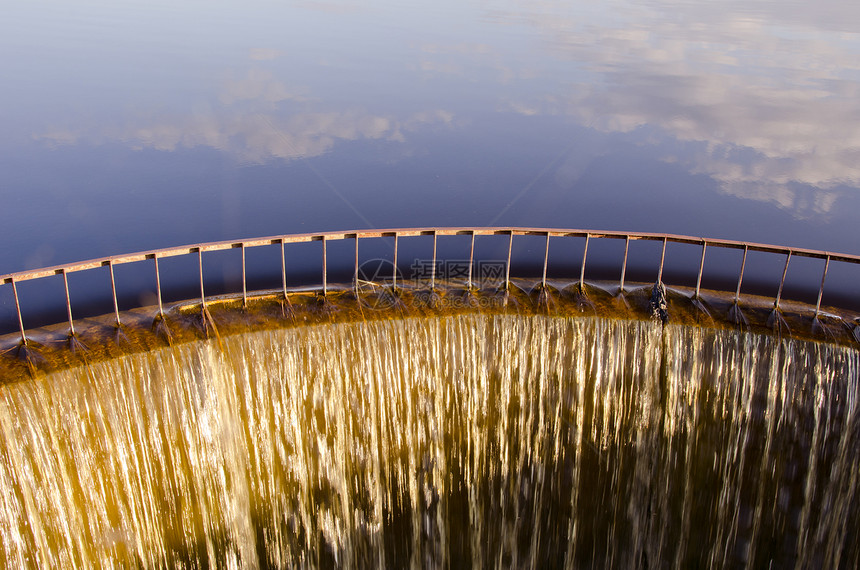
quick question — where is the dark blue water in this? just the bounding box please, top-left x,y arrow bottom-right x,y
2,0 -> 859,330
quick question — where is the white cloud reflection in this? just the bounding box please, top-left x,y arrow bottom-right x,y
116,108 -> 452,164
35,64 -> 454,165
27,0 -> 860,220
495,0 -> 860,216
219,69 -> 308,106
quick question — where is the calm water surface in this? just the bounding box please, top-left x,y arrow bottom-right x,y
1,0 -> 859,320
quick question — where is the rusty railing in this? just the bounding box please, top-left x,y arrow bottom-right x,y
1,227 -> 858,345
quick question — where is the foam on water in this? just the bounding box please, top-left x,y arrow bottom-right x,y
0,314 -> 857,568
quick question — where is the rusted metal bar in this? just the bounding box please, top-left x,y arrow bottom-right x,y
815,255 -> 830,317
468,231 -> 475,289
198,249 -> 205,308
109,260 -> 120,326
1,227 -> 858,337
353,235 -> 359,295
154,256 -> 164,316
280,239 -> 288,301
11,279 -> 26,345
579,234 -> 590,289
431,231 -> 437,290
505,231 -> 513,289
694,242 -> 707,300
241,243 -> 247,308
542,232 -> 550,288
322,236 -> 328,297
774,252 -> 791,310
62,270 -> 75,336
3,227 -> 858,286
657,237 -> 667,284
620,236 -> 629,292
734,245 -> 748,304
393,233 -> 399,289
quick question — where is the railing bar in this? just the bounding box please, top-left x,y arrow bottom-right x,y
354,235 -> 359,295
774,251 -> 791,310
734,245 -> 748,304
542,232 -> 550,288
109,260 -> 121,326
694,242 -> 707,300
154,256 -> 164,317
468,231 -> 475,290
281,239 -> 288,301
4,227 -> 860,338
198,249 -> 205,309
393,233 -> 399,290
11,279 -> 26,345
579,234 -> 590,289
2,227 -> 859,286
322,236 -> 327,297
431,231 -> 437,290
505,231 -> 513,289
620,236 -> 629,293
62,270 -> 75,336
814,255 -> 830,317
241,244 -> 247,308
657,237 -> 667,284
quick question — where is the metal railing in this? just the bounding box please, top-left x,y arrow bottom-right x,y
1,227 -> 858,345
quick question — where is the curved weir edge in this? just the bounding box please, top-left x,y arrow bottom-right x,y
1,279 -> 858,384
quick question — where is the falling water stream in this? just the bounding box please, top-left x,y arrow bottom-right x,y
0,313 -> 857,568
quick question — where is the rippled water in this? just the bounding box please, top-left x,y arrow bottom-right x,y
0,314 -> 857,568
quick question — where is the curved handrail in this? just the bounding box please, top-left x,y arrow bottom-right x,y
2,227 -> 858,344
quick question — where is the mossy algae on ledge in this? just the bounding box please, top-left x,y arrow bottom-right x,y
1,279 -> 857,384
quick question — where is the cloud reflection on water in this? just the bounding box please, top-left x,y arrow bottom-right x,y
493,0 -> 860,216
26,0 -> 860,221
35,64 -> 456,165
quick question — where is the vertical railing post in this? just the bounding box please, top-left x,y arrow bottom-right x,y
579,234 -> 589,290
241,243 -> 247,307
734,245 -> 748,305
62,269 -> 75,336
657,237 -> 667,285
505,231 -> 513,290
280,239 -> 288,301
11,279 -> 27,346
620,236 -> 629,293
322,236 -> 328,297
694,241 -> 707,300
468,231 -> 475,290
393,233 -> 399,290
774,251 -> 791,310
814,255 -> 830,318
198,248 -> 206,309
154,255 -> 164,317
541,232 -> 550,289
431,231 -> 437,290
109,259 -> 121,326
353,234 -> 359,295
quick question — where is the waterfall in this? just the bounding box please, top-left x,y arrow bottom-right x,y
0,314 -> 857,568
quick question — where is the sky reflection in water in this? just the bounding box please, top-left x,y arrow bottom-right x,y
1,0 -> 859,274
